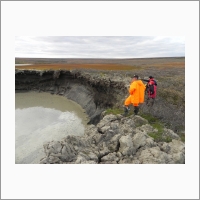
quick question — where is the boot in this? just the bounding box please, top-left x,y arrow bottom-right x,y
123,106 -> 130,116
134,106 -> 139,115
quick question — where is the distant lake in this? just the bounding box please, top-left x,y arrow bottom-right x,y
15,64 -> 32,66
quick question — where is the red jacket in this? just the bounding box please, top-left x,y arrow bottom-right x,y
147,79 -> 157,98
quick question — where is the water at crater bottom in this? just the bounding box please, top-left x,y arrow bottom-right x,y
15,92 -> 89,164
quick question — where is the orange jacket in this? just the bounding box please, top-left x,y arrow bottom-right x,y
129,80 -> 146,104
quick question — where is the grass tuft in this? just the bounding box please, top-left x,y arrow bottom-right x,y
105,108 -> 124,115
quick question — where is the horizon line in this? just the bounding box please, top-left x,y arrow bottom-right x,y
15,56 -> 185,59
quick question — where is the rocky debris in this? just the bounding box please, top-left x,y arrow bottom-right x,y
137,147 -> 174,164
101,152 -> 119,164
132,132 -> 149,149
119,135 -> 135,156
162,128 -> 180,140
136,124 -> 156,134
159,139 -> 185,164
40,114 -> 185,164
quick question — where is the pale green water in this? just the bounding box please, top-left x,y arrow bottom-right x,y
15,92 -> 89,164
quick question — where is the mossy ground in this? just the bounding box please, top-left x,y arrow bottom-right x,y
104,108 -> 185,143
139,113 -> 171,142
105,107 -> 133,117
105,108 -> 124,115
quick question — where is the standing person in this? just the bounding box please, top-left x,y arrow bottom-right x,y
145,76 -> 157,106
123,75 -> 146,116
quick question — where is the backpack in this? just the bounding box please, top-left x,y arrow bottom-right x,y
147,79 -> 156,95
149,84 -> 155,95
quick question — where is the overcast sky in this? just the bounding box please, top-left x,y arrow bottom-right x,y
15,36 -> 185,58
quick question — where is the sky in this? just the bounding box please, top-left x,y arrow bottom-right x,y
15,36 -> 185,58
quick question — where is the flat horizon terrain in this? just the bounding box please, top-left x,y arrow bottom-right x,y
15,57 -> 185,71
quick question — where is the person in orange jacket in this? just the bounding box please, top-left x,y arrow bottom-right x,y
123,74 -> 146,116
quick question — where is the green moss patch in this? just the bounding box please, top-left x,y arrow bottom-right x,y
141,113 -> 172,143
105,108 -> 124,115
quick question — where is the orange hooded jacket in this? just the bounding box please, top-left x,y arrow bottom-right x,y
125,80 -> 145,106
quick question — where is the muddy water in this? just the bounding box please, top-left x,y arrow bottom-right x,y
15,92 -> 89,164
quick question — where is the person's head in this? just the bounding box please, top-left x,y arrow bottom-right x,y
132,74 -> 139,82
149,76 -> 154,79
